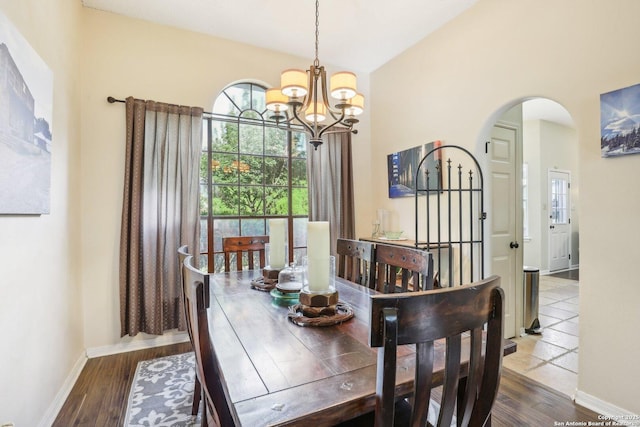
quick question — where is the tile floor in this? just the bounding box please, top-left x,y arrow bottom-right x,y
503,272 -> 580,398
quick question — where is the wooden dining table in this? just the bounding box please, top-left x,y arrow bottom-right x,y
208,270 -> 516,426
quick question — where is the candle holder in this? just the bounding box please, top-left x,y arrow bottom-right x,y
299,255 -> 338,316
263,243 -> 288,282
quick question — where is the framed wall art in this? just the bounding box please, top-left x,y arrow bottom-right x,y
600,82 -> 640,158
0,10 -> 53,214
387,140 -> 442,198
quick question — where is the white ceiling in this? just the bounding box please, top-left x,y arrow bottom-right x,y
81,0 -> 575,127
81,0 -> 478,72
523,98 -> 574,128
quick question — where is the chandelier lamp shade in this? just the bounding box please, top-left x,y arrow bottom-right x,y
265,0 -> 364,149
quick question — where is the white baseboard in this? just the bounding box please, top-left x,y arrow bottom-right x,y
42,332 -> 191,425
86,331 -> 190,358
38,351 -> 87,427
574,390 -> 639,426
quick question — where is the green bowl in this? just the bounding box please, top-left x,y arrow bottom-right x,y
384,231 -> 403,239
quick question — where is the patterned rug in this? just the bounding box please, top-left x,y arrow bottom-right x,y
125,352 -> 201,427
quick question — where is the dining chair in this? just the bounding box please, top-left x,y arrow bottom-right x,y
374,243 -> 434,293
336,238 -> 376,288
182,255 -> 241,427
177,245 -> 203,419
222,235 -> 269,272
369,275 -> 504,427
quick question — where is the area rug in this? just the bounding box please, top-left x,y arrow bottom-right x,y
124,352 -> 201,427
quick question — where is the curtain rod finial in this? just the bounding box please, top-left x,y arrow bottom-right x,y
107,96 -> 117,103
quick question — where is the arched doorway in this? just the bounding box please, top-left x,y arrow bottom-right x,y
483,97 -> 581,397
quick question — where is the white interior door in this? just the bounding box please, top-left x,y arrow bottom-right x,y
489,124 -> 521,339
548,170 -> 571,271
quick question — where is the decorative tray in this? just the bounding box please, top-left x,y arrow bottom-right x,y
287,302 -> 354,327
250,277 -> 277,292
270,288 -> 300,302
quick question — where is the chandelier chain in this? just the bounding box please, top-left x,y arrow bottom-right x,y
314,0 -> 320,67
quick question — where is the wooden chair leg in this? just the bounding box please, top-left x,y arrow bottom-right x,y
202,401 -> 208,427
192,378 -> 202,416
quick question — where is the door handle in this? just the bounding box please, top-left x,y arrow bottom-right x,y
510,241 -> 519,249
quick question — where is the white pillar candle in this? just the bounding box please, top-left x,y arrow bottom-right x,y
269,219 -> 286,269
307,221 -> 330,292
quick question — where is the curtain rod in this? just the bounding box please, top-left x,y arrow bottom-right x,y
107,96 -> 216,117
106,96 -> 309,131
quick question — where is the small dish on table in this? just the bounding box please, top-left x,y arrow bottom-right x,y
381,231 -> 405,240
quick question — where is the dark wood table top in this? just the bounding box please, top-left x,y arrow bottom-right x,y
208,270 -> 516,426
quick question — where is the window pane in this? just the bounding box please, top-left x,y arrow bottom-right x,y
264,156 -> 288,185
293,132 -> 308,158
202,122 -> 209,151
292,248 -> 306,265
214,219 -> 239,251
550,177 -> 569,224
213,185 -> 238,216
265,126 -> 288,155
199,183 -> 209,216
239,121 -> 263,154
239,186 -> 264,216
225,83 -> 251,112
212,153 -> 239,184
212,253 -> 224,273
200,218 -> 208,253
291,158 -> 307,185
212,93 -> 238,116
239,155 -> 263,185
212,121 -> 237,152
252,85 -> 266,111
291,188 -> 308,215
241,219 -> 266,236
293,217 -> 308,249
265,187 -> 288,215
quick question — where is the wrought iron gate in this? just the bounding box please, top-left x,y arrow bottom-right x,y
414,145 -> 485,287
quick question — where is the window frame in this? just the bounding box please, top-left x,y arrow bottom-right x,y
200,82 -> 309,272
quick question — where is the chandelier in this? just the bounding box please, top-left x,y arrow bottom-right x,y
265,0 -> 364,150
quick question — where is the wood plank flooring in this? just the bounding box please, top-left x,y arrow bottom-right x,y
53,342 -> 601,426
52,342 -> 192,426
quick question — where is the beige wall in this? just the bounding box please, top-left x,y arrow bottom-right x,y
0,1 -> 82,425
79,8 -> 372,352
371,0 -> 639,416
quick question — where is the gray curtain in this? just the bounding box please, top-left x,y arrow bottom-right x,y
307,132 -> 355,256
120,97 -> 203,337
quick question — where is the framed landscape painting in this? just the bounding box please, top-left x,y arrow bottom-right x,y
0,11 -> 53,214
600,82 -> 640,158
387,140 -> 442,198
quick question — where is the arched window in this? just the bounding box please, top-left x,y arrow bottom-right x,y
200,82 -> 309,271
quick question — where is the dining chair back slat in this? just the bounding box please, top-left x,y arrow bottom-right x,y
336,238 -> 376,288
183,255 -> 240,427
222,235 -> 269,272
177,245 -> 203,418
369,275 -> 504,427
374,243 -> 433,293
